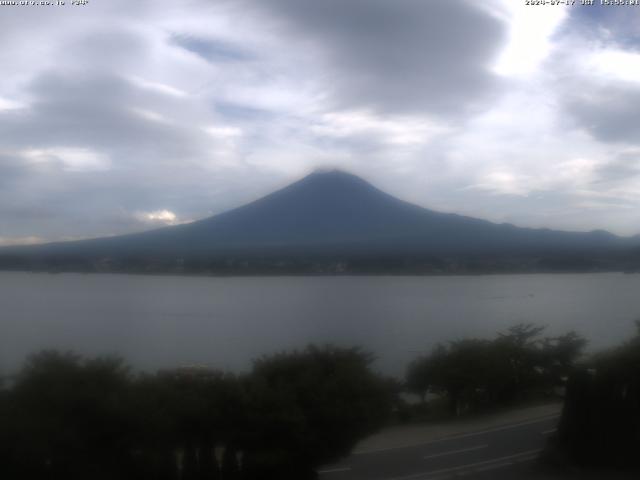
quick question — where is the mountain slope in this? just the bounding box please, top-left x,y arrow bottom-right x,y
1,170 -> 636,261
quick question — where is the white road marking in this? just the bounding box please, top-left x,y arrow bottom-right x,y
429,415 -> 559,443
541,428 -> 557,435
423,444 -> 488,460
318,466 -> 352,474
385,449 -> 542,480
355,413 -> 559,455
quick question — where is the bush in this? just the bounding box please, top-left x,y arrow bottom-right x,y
243,346 -> 393,479
554,322 -> 640,470
0,346 -> 394,480
406,324 -> 586,416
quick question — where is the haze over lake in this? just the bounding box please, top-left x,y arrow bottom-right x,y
1,271 -> 638,377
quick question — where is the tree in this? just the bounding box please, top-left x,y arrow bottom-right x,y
406,353 -> 435,403
242,345 -> 394,479
405,324 -> 587,416
554,322 -> 640,470
131,367 -> 245,479
539,331 -> 587,390
6,351 -> 134,479
0,345 -> 396,479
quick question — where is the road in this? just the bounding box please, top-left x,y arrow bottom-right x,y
318,413 -> 561,480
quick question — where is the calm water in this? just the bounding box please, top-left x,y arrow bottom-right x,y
1,272 -> 639,376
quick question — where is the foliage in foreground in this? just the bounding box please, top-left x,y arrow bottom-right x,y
0,346 -> 393,480
405,324 -> 587,416
552,322 -> 640,471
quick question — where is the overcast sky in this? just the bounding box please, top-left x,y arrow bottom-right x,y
1,0 -> 640,245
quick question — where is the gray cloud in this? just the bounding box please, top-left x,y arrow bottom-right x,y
0,156 -> 31,188
242,0 -> 506,116
214,101 -> 275,123
566,84 -> 640,145
0,66 -> 260,239
0,70 -> 211,166
592,152 -> 640,184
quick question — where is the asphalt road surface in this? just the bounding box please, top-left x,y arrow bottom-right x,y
318,413 -> 561,480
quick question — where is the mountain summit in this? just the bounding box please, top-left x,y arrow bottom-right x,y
1,170 -> 637,273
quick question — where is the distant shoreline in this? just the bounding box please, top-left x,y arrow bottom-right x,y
0,267 -> 637,278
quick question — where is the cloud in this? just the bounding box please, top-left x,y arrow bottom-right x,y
588,48 -> 640,84
129,77 -> 189,98
592,151 -> 640,184
0,156 -> 30,186
548,7 -> 640,147
20,147 -> 111,172
0,97 -> 24,111
0,236 -> 45,247
2,0 -> 640,241
241,0 -> 507,116
566,83 -> 640,144
311,110 -> 448,147
214,101 -> 274,122
134,209 -> 189,226
564,2 -> 640,49
490,0 -> 569,76
0,64 -> 256,174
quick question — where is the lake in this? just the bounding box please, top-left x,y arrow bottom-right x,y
1,271 -> 638,377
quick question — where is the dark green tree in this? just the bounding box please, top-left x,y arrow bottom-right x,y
242,345 -> 394,479
406,324 -> 587,416
555,322 -> 640,470
0,345 -> 394,480
6,351 -> 134,479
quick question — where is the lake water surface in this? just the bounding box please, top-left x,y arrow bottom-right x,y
1,272 -> 639,376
